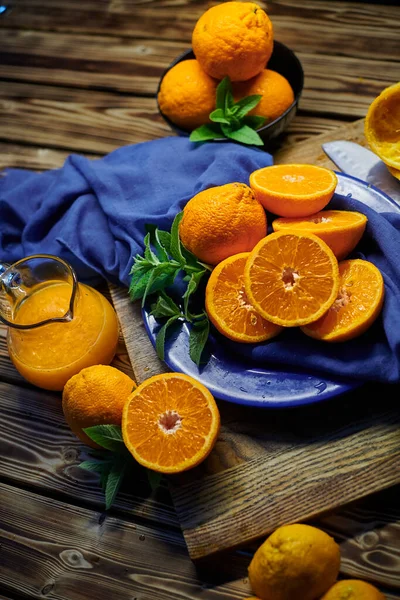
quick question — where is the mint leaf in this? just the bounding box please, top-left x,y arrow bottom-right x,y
157,230 -> 172,255
79,460 -> 106,474
216,76 -> 231,110
83,425 -> 124,452
105,459 -> 126,510
189,317 -> 210,366
145,225 -> 169,262
209,108 -> 230,124
151,293 -> 181,319
147,470 -> 163,492
234,94 -> 263,119
183,270 -> 206,319
243,115 -> 267,129
144,232 -> 159,264
221,123 -> 264,146
155,314 -> 181,360
169,212 -> 185,265
190,124 -> 222,142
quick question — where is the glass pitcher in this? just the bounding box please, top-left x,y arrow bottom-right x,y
0,255 -> 119,391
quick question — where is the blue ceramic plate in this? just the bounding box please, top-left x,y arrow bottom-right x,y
143,173 -> 400,408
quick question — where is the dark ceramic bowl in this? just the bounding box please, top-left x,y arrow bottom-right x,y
157,40 -> 304,144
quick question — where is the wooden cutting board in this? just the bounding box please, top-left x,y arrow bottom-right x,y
110,118 -> 400,561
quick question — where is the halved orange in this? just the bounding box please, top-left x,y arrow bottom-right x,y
272,210 -> 367,261
244,231 -> 340,327
301,259 -> 384,342
249,164 -> 338,217
365,82 -> 400,170
205,252 -> 283,343
122,373 -> 220,474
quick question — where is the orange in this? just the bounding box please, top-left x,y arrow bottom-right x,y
248,524 -> 341,600
272,210 -> 367,260
388,165 -> 400,180
62,365 -> 136,448
157,59 -> 217,131
320,580 -> 385,600
122,373 -> 220,474
192,2 -> 273,82
365,82 -> 400,170
205,252 -> 283,343
250,164 -> 338,217
233,70 -> 295,123
244,231 -> 340,327
179,182 -> 267,265
301,259 -> 384,342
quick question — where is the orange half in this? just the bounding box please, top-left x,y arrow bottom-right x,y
302,259 -> 384,342
205,252 -> 283,343
250,164 -> 338,217
365,82 -> 400,170
122,373 -> 220,474
244,231 -> 340,327
272,210 -> 367,260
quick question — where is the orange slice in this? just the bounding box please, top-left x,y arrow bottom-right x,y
122,373 -> 220,474
205,252 -> 283,343
365,82 -> 400,170
272,210 -> 367,260
244,231 -> 340,327
388,165 -> 400,181
301,259 -> 384,342
249,164 -> 338,217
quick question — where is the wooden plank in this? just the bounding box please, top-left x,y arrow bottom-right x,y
0,30 -> 398,118
1,0 -> 399,64
0,142 -> 97,171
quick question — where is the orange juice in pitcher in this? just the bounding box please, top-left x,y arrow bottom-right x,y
0,255 -> 119,391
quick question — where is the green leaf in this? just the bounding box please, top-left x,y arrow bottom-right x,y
233,95 -> 263,119
147,469 -> 163,492
150,292 -> 181,319
145,225 -> 169,262
243,115 -> 267,130
216,76 -> 231,110
105,459 -> 126,510
221,123 -> 264,146
169,212 -> 185,265
79,460 -> 106,474
209,108 -> 230,124
190,124 -> 222,142
100,461 -> 112,490
155,314 -> 181,360
144,232 -> 159,264
189,317 -> 210,366
83,425 -> 124,452
182,270 -> 206,319
157,230 -> 172,255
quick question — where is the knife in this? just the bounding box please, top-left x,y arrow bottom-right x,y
322,140 -> 400,205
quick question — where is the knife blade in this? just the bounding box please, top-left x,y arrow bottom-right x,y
322,140 -> 400,205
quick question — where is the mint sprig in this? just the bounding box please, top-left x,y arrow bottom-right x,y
190,77 -> 267,146
79,425 -> 163,510
129,212 -> 211,365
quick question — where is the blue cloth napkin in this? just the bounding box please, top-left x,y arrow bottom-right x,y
0,137 -> 272,285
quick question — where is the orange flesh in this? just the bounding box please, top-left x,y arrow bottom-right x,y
273,210 -> 366,230
8,281 -> 119,390
253,165 -> 336,197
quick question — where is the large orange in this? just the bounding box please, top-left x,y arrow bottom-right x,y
62,365 -> 136,448
233,70 -> 294,123
250,164 -> 338,217
122,373 -> 220,474
302,259 -> 384,342
272,210 -> 367,260
248,524 -> 341,600
157,59 -> 217,131
320,580 -> 385,600
365,82 -> 400,170
244,231 -> 340,327
179,183 -> 267,265
192,2 -> 273,82
205,252 -> 283,343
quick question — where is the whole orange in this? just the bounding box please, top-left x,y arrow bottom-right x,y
248,524 -> 341,600
233,70 -> 295,123
157,59 -> 217,131
192,2 -> 274,82
62,365 -> 136,448
320,580 -> 385,600
179,182 -> 267,265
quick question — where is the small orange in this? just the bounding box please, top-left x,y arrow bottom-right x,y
272,210 -> 367,260
157,59 -> 217,131
179,182 -> 267,265
192,1 -> 274,82
205,252 -> 283,343
248,524 -> 341,600
301,259 -> 384,342
250,164 -> 338,217
244,231 -> 340,327
320,580 -> 385,600
365,82 -> 400,170
62,365 -> 137,448
233,70 -> 294,123
122,373 -> 220,474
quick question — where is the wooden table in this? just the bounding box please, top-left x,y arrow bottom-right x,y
0,1 -> 399,598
